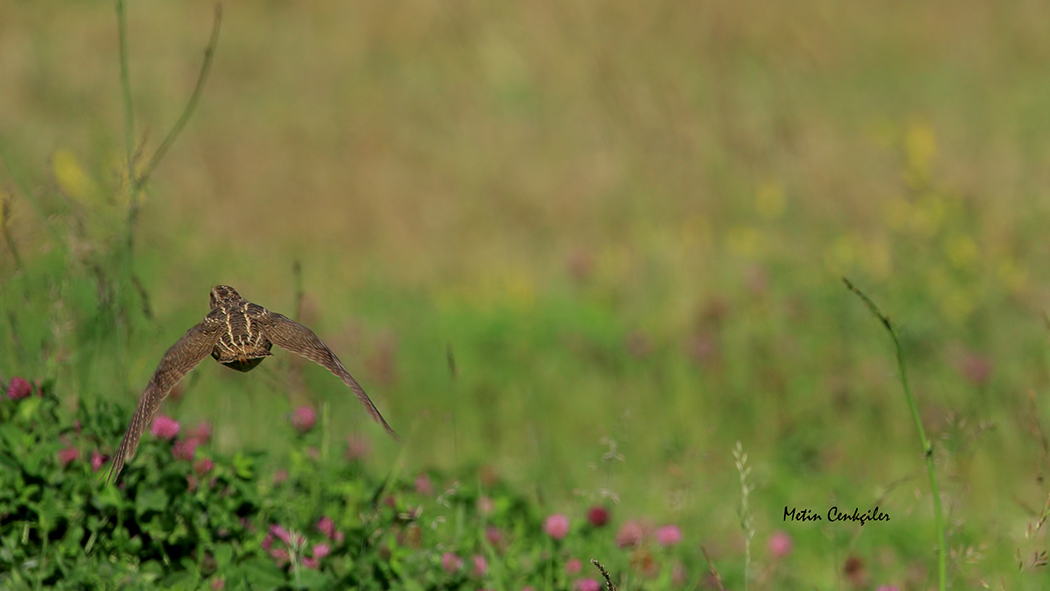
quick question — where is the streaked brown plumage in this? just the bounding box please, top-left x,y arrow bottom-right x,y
106,285 -> 398,483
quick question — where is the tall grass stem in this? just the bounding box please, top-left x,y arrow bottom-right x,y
734,442 -> 755,591
843,277 -> 947,591
447,343 -> 459,466
292,261 -> 304,322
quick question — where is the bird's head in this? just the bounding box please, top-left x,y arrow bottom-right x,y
210,285 -> 242,309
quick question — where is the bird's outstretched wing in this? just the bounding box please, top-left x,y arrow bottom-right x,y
262,312 -> 400,442
106,321 -> 221,484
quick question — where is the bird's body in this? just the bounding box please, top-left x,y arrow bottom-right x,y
207,287 -> 274,370
106,285 -> 398,483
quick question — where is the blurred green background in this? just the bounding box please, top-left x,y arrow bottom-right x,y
3,0 -> 1050,586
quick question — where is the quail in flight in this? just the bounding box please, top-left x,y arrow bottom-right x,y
106,285 -> 398,483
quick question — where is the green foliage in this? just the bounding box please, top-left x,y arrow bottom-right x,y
0,388 -> 692,590
1,388 -> 251,588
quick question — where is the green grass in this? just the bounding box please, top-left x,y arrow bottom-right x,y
4,0 -> 1050,588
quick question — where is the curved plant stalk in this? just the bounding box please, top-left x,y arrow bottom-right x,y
135,4 -> 222,191
589,559 -> 616,591
843,277 -> 947,591
116,0 -> 134,182
115,1 -> 223,256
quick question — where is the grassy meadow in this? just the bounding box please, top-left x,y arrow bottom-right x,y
3,0 -> 1050,588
